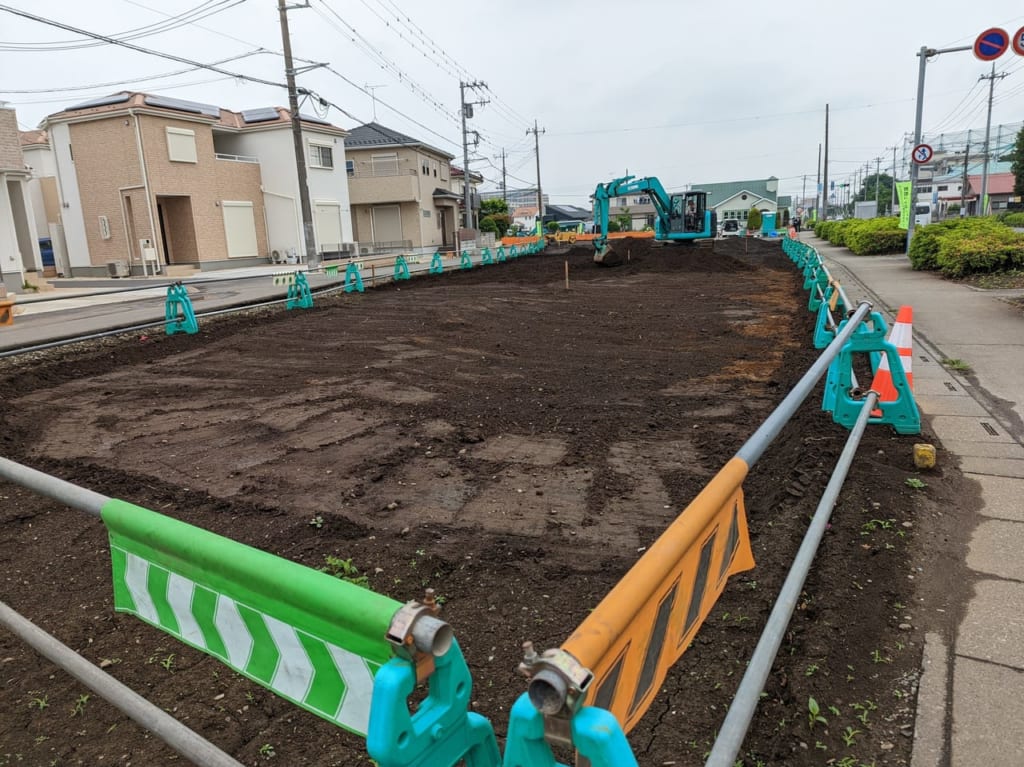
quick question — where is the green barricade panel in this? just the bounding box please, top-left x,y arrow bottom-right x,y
102,499 -> 400,736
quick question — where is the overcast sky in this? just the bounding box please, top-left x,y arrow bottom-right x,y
2,1 -> 1023,207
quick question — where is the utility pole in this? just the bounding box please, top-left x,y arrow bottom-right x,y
822,105 -> 829,220
459,80 -> 488,230
500,148 -> 508,208
527,120 -> 545,229
960,142 -> 970,213
277,0 -> 317,267
875,156 -> 882,212
815,143 -> 821,220
889,144 -> 898,215
801,174 -> 807,212
979,64 -> 1008,216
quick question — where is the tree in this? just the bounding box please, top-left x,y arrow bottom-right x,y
747,207 -> 762,231
614,207 -> 632,232
607,220 -> 621,233
480,213 -> 510,237
546,220 -> 560,233
859,173 -> 895,215
1010,126 -> 1024,196
481,198 -> 509,216
479,217 -> 499,235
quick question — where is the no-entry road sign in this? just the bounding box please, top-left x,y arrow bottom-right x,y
912,144 -> 934,165
1012,26 -> 1024,56
974,27 -> 1009,61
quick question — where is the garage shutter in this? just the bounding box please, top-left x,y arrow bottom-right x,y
222,201 -> 258,258
371,205 -> 402,242
314,201 -> 342,252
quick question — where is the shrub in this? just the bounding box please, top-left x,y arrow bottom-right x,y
747,207 -> 762,231
1002,212 -> 1024,227
479,216 -> 499,235
910,218 -> 1024,275
845,217 -> 905,255
606,220 -> 621,233
546,220 -> 559,233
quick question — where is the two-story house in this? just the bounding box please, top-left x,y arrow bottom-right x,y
0,107 -> 40,293
44,91 -> 354,276
344,123 -> 460,252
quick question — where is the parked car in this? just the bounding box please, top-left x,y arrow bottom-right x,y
721,219 -> 741,238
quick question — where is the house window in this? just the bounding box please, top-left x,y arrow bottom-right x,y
166,127 -> 197,163
421,157 -> 429,175
937,185 -> 948,191
919,186 -> 932,193
371,152 -> 399,176
346,159 -> 354,177
309,142 -> 334,169
431,160 -> 439,177
422,209 -> 431,218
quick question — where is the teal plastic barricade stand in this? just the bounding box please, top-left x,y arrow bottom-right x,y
822,312 -> 920,434
460,250 -> 473,270
497,246 -> 507,262
481,247 -> 495,265
802,260 -> 822,292
429,252 -> 444,275
344,262 -> 365,293
286,271 -> 313,310
510,245 -> 519,259
501,694 -> 638,767
807,271 -> 830,312
367,641 -> 500,767
165,283 -> 198,335
394,256 -> 411,281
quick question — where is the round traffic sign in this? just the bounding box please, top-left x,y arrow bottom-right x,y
974,27 -> 1009,61
912,144 -> 934,165
1013,26 -> 1024,56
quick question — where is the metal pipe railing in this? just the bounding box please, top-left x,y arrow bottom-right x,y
735,300 -> 871,466
0,599 -> 244,767
705,391 -> 879,767
0,456 -> 107,515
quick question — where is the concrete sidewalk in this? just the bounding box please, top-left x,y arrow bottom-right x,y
805,234 -> 1024,767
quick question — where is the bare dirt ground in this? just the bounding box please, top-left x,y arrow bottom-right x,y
0,238 -> 975,767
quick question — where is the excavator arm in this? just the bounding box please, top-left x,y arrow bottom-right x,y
592,175 -> 672,265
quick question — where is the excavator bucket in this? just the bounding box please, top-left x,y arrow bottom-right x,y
593,237 -> 622,267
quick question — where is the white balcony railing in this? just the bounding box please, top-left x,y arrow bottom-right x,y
215,153 -> 260,163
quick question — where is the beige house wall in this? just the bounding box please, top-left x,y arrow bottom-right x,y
138,115 -> 266,263
68,118 -> 146,265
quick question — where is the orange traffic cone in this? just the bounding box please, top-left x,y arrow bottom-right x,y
870,305 -> 913,414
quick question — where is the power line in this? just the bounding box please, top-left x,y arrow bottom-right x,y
0,4 -> 286,89
3,76 -> 236,106
0,0 -> 244,51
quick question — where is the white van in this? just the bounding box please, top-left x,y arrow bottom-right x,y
914,204 -> 931,227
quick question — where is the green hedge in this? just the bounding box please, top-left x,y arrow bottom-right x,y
909,218 -> 1024,276
1001,212 -> 1024,227
813,217 -> 903,254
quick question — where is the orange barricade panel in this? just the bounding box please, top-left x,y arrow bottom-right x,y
562,458 -> 754,733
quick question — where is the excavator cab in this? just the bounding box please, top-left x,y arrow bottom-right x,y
666,191 -> 711,236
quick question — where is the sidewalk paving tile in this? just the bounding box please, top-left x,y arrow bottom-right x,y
958,456 -> 1024,479
964,474 -> 1024,522
928,415 -> 1017,443
956,579 -> 1024,668
938,439 -> 1024,460
966,520 -> 1024,581
952,656 -> 1024,765
915,394 -> 989,418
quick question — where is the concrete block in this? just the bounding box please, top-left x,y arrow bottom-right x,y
964,473 -> 1024,522
957,579 -> 1024,668
952,656 -> 1024,765
928,415 -> 1017,443
911,632 -> 948,767
967,520 -> 1024,580
959,456 -> 1024,479
914,394 -> 988,418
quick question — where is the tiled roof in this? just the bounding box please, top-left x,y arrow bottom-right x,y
345,122 -> 454,159
19,129 -> 48,147
692,178 -> 779,205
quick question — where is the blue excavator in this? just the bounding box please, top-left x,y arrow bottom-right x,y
592,175 -> 717,265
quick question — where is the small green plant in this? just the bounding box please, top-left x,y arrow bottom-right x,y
21,281 -> 40,292
258,743 -> 276,759
842,726 -> 862,746
160,653 -> 175,672
29,695 -> 48,710
941,358 -> 972,373
871,648 -> 891,664
804,663 -> 819,677
308,515 -> 324,529
320,555 -> 370,588
70,694 -> 90,717
807,696 -> 828,730
905,477 -> 927,490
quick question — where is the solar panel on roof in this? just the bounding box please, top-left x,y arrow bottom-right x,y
298,112 -> 330,125
144,94 -> 220,118
241,107 -> 280,124
67,93 -> 131,111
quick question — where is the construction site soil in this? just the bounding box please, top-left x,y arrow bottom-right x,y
0,237 -> 974,767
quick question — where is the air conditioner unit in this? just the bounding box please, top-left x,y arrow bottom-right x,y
106,260 -> 130,278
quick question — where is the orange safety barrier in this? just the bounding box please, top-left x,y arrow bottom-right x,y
562,456 -> 755,733
573,231 -> 655,242
0,299 -> 14,327
500,236 -> 544,246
